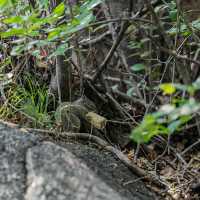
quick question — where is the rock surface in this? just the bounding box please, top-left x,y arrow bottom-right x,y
0,123 -> 157,200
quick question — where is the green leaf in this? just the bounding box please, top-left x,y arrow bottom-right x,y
192,77 -> 200,90
49,43 -> 69,58
192,19 -> 200,30
131,123 -> 168,143
81,0 -> 102,11
71,18 -> 80,26
168,115 -> 191,134
36,40 -> 50,47
3,16 -> 23,24
111,85 -> 118,91
127,87 -> 136,97
180,115 -> 192,124
65,13 -> 94,34
143,115 -> 156,125
173,83 -> 188,91
0,0 -> 13,11
10,45 -> 25,56
168,120 -> 181,134
169,10 -> 177,21
27,30 -> 40,37
178,98 -> 200,115
131,63 -> 146,72
187,86 -> 195,96
85,0 -> 102,10
79,12 -> 94,26
48,29 -> 61,40
1,28 -> 26,38
160,83 -> 176,95
53,2 -> 65,16
31,50 -> 40,57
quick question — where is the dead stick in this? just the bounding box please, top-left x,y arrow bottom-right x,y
92,1 -> 136,82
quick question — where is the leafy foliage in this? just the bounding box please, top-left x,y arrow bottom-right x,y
0,74 -> 52,127
131,80 -> 200,143
0,0 -> 102,127
0,0 -> 102,57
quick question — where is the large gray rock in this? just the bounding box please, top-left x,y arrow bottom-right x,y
0,123 -> 157,200
25,142 -> 126,200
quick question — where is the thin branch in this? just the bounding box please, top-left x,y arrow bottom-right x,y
143,0 -> 171,47
159,46 -> 200,66
92,9 -> 139,82
180,139 -> 200,156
